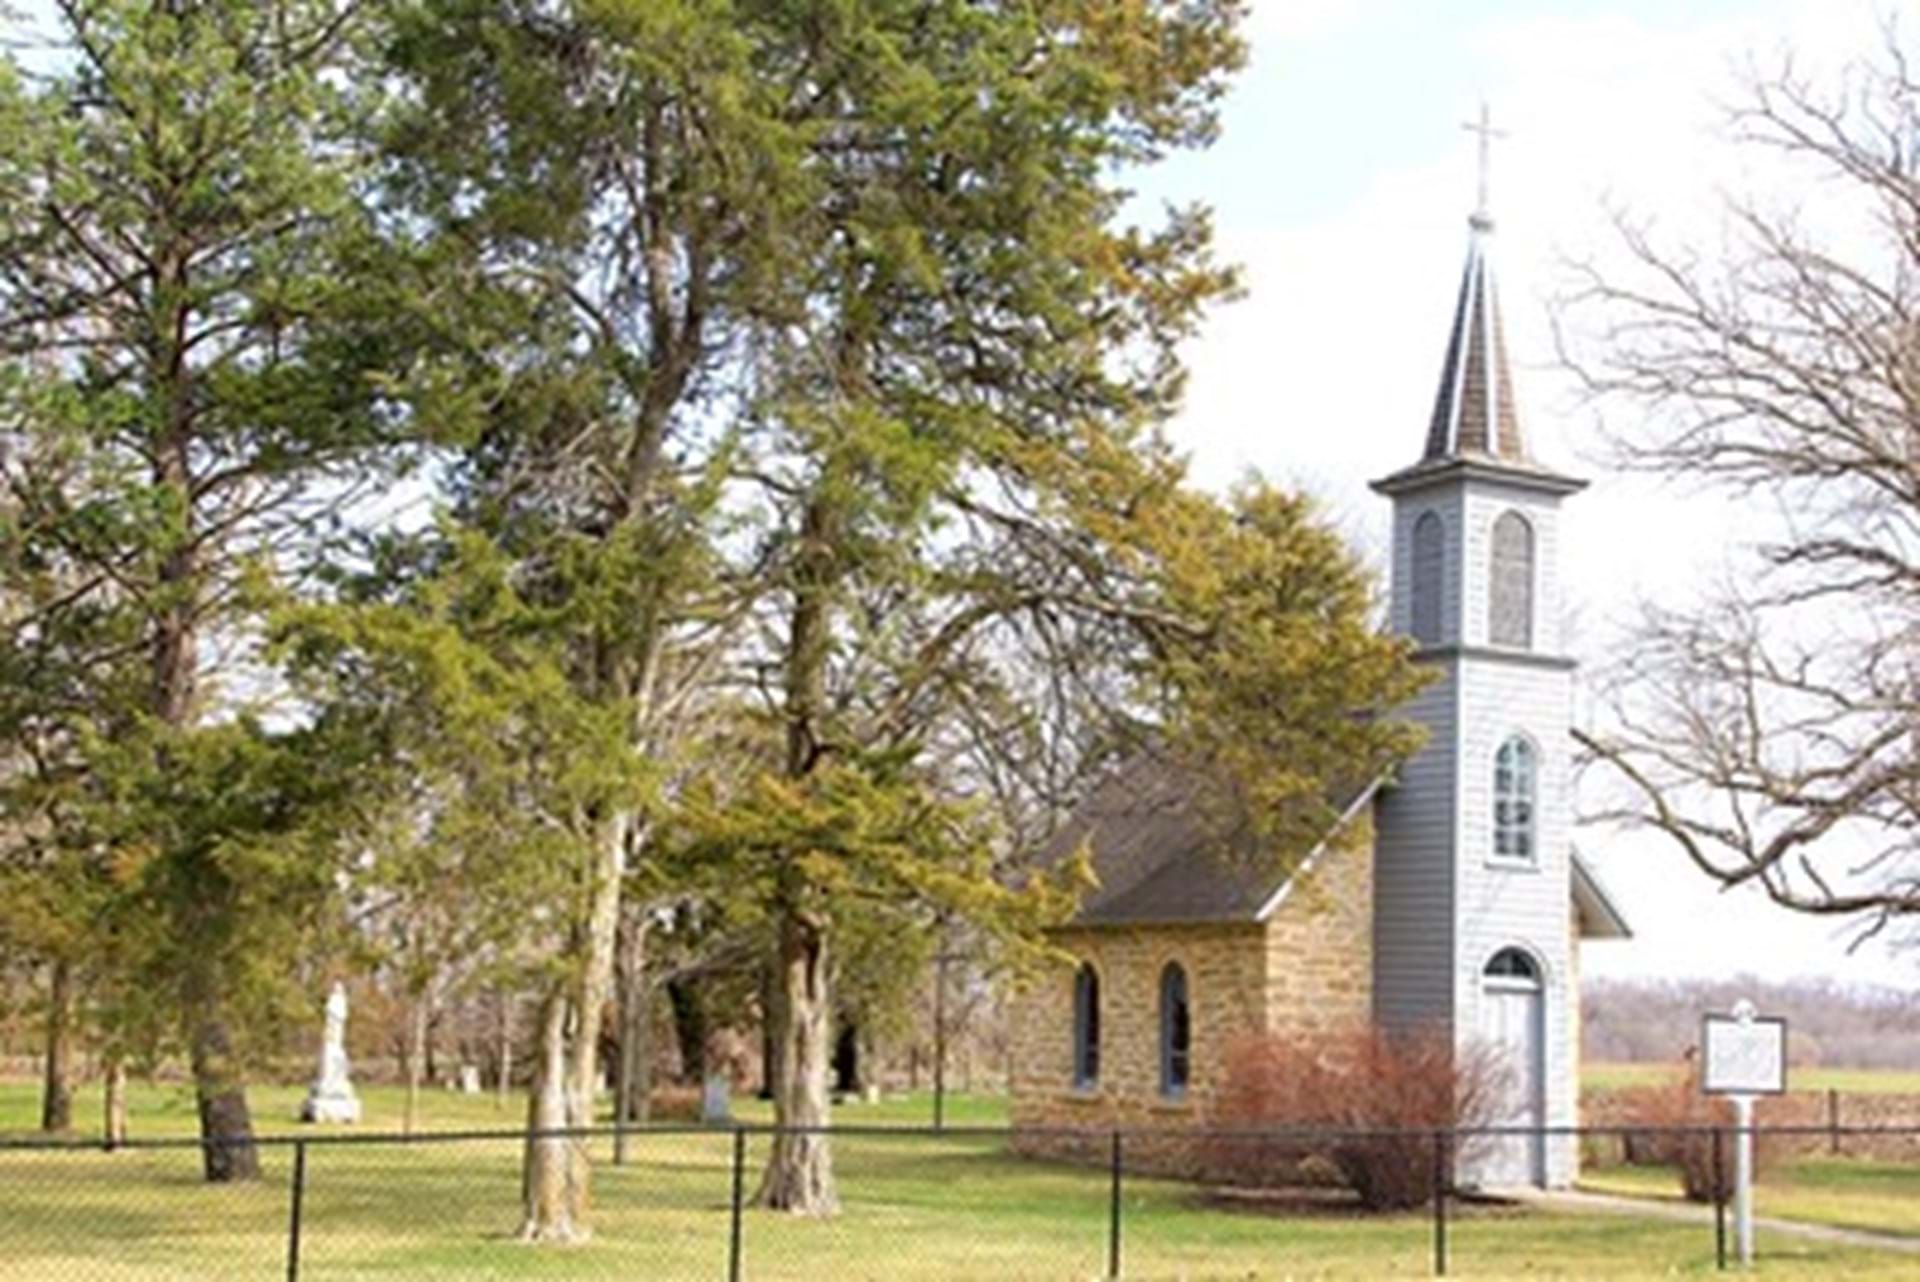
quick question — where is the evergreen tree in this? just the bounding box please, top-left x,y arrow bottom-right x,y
0,0 -> 408,1180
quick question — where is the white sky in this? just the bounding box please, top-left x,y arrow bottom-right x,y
1139,0 -> 1915,987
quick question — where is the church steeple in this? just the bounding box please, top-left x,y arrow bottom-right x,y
1373,106 -> 1582,499
1422,217 -> 1527,464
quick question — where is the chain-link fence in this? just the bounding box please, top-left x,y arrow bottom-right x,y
4,1121 -> 1918,1279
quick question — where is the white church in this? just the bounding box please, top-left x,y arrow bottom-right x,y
1007,190 -> 1632,1189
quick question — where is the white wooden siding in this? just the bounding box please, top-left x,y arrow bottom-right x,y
1379,472 -> 1579,1188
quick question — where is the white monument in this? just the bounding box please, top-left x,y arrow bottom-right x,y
300,982 -> 362,1124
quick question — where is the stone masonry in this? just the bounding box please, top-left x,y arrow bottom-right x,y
1008,834 -> 1373,1173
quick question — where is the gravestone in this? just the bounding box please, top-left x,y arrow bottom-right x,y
458,1064 -> 482,1095
701,1071 -> 732,1126
300,982 -> 362,1124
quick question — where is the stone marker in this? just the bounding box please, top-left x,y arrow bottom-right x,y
458,1064 -> 482,1095
701,1071 -> 732,1126
300,982 -> 362,1124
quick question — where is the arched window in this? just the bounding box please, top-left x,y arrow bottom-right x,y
1411,511 -> 1444,645
1484,947 -> 1541,984
1489,511 -> 1534,649
1159,962 -> 1190,1098
1493,736 -> 1537,860
1072,963 -> 1100,1089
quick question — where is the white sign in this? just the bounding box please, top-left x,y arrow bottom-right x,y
1702,1007 -> 1786,1096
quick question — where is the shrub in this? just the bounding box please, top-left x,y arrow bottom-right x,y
1209,1024 -> 1500,1210
1614,1067 -> 1777,1202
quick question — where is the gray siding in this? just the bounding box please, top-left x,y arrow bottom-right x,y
1372,661 -> 1458,1033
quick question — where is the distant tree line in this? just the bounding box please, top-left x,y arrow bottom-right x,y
1584,976 -> 1920,1072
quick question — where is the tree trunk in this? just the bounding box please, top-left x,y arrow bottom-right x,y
756,486 -> 842,1214
519,810 -> 630,1239
152,408 -> 258,1182
188,1011 -> 260,1182
404,997 -> 429,1136
496,988 -> 514,1109
756,909 -> 838,1214
518,988 -> 587,1242
667,978 -> 707,1085
758,964 -> 779,1101
613,914 -> 651,1161
103,1056 -> 127,1149
833,1019 -> 860,1096
39,958 -> 74,1133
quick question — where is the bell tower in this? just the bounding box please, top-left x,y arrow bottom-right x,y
1369,113 -> 1587,1188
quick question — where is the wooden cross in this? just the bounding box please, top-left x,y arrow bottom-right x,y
1463,102 -> 1507,219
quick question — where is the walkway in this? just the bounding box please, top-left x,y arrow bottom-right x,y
1512,1188 -> 1920,1256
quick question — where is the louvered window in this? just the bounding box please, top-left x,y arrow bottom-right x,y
1489,511 -> 1534,649
1411,511 -> 1444,645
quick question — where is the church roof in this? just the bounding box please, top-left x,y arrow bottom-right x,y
1042,755 -> 1632,939
1571,850 -> 1633,940
1036,756 -> 1380,927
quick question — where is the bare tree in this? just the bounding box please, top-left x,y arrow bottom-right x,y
1564,33 -> 1920,942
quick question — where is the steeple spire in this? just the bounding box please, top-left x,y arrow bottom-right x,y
1422,106 -> 1526,464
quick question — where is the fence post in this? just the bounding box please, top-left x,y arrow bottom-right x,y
1828,1088 -> 1840,1157
728,1127 -> 746,1282
1107,1130 -> 1123,1281
285,1140 -> 307,1282
1431,1130 -> 1448,1277
1712,1126 -> 1726,1271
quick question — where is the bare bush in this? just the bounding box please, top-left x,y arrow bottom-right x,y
1208,1024 -> 1500,1210
1615,1065 -> 1779,1203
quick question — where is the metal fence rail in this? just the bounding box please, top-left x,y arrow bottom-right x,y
5,1120 -> 1919,1279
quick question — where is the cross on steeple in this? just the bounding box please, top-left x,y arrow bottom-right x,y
1463,102 -> 1506,229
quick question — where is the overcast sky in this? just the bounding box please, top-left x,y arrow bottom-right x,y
1141,0 -> 1916,988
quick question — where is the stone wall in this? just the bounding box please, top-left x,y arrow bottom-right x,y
1009,920 -> 1266,1142
1007,840 -> 1375,1177
1263,830 -> 1373,1038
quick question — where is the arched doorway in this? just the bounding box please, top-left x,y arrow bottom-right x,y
1479,947 -> 1545,1186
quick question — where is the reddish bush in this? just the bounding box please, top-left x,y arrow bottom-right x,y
1615,1068 -> 1778,1203
1209,1024 -> 1500,1210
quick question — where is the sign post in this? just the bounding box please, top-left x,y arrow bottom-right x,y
1701,999 -> 1786,1270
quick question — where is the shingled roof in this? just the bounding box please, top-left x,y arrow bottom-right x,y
1424,214 -> 1527,464
1370,211 -> 1587,500
1038,756 -> 1381,927
1042,753 -> 1632,939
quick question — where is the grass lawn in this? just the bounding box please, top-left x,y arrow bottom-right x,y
1,1082 -> 1915,1278
0,1078 -> 1007,1140
1583,1156 -> 1920,1239
1584,1062 -> 1920,1095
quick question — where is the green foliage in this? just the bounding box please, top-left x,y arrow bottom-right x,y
1136,481 -> 1430,865
0,0 -> 417,1112
276,525 -> 653,995
0,1 -> 1428,1209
